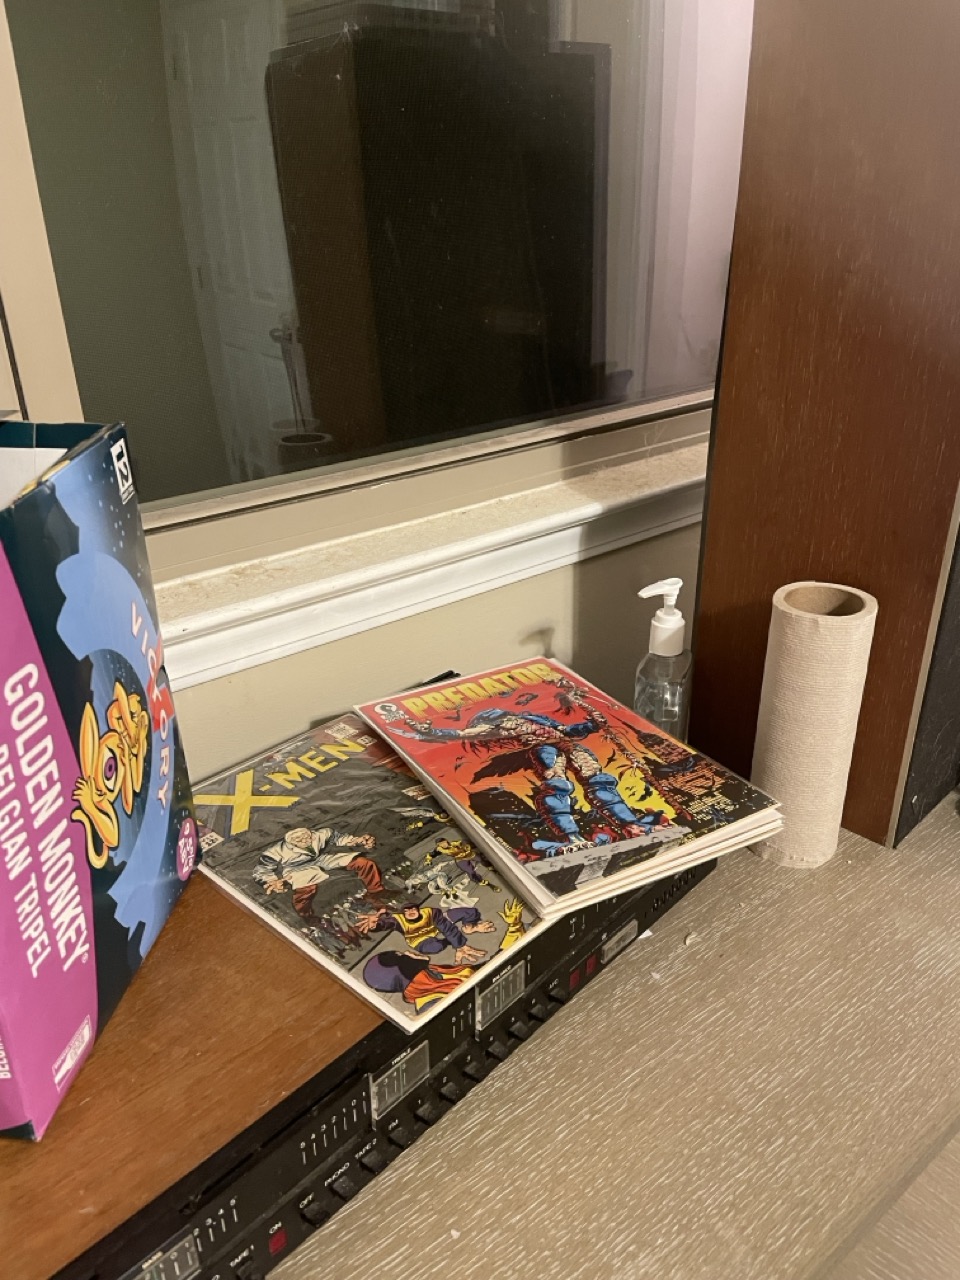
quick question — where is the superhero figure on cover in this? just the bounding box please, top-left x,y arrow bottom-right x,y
363,950 -> 476,1013
427,837 -> 501,891
384,686 -> 671,856
253,826 -> 385,919
405,864 -> 479,910
357,903 -> 495,965
405,838 -> 502,904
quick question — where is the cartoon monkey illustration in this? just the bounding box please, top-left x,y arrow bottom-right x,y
106,681 -> 149,809
72,682 -> 150,869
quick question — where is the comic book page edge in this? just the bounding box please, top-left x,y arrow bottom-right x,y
549,813 -> 783,912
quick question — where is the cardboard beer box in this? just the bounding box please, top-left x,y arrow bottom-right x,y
0,423 -> 196,1139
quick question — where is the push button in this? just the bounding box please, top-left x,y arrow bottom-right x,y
301,1199 -> 331,1228
331,1174 -> 361,1201
414,1095 -> 443,1126
486,1037 -> 510,1062
528,1000 -> 550,1022
360,1146 -> 390,1174
507,1018 -> 530,1042
388,1124 -> 415,1149
268,1228 -> 289,1257
235,1261 -> 264,1280
548,985 -> 569,1005
463,1057 -> 491,1082
439,1077 -> 464,1104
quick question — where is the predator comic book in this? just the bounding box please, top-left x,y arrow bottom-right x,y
357,659 -> 781,913
195,713 -> 545,1031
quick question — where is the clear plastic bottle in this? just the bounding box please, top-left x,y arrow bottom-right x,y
634,577 -> 692,740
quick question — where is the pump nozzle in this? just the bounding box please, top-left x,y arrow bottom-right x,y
638,577 -> 682,610
637,577 -> 686,656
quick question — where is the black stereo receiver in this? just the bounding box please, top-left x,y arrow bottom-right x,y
56,861 -> 712,1280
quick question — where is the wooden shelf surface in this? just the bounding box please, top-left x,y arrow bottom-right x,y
0,876 -> 380,1280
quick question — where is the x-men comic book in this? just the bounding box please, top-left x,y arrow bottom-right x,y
195,713 -> 545,1031
357,659 -> 781,915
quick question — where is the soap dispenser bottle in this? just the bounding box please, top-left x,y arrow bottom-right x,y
634,577 -> 692,740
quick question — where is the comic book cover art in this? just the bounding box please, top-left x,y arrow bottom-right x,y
196,714 -> 543,1031
357,659 -> 780,909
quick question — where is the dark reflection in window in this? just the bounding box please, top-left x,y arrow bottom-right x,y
6,0 -> 752,500
268,2 -> 613,465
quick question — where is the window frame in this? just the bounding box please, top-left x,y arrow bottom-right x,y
0,1 -> 80,424
0,305 -> 22,421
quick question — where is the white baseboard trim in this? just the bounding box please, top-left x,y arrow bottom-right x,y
161,451 -> 706,690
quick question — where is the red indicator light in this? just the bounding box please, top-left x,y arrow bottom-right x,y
569,967 -> 581,991
269,1228 -> 289,1256
585,954 -> 598,976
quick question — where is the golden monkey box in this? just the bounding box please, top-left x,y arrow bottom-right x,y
0,423 -> 196,1139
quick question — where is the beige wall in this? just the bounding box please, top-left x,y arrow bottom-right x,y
175,523 -> 701,781
5,0 -> 227,500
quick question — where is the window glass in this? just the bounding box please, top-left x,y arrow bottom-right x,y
5,0 -> 753,502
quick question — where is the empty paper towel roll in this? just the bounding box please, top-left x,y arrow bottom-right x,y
752,581 -> 878,867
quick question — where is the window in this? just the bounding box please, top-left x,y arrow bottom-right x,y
1,0 -> 752,510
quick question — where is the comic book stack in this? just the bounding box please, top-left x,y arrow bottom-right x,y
357,660 -> 781,914
198,661 -> 780,1031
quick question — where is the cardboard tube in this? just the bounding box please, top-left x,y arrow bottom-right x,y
752,581 -> 879,867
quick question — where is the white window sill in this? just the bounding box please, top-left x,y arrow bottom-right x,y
158,438 -> 707,691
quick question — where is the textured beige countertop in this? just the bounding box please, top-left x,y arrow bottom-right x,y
277,795 -> 960,1280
